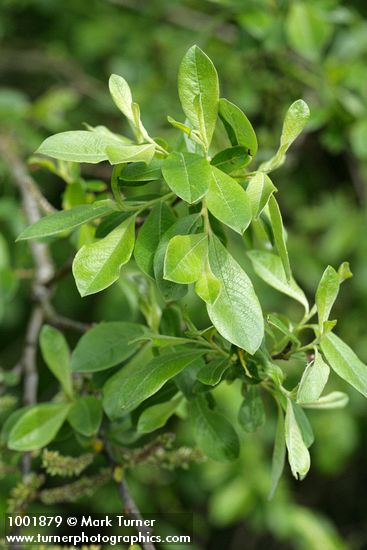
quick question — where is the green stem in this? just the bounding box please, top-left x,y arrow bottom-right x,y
201,200 -> 212,235
298,303 -> 317,328
197,334 -> 229,358
146,136 -> 169,157
111,177 -> 125,210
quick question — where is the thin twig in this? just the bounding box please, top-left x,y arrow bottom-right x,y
0,136 -> 56,483
45,311 -> 91,333
45,258 -> 73,288
0,138 -> 56,217
103,437 -> 157,550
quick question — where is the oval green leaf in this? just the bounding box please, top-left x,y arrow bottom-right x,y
316,265 -> 340,329
191,396 -> 240,462
153,214 -> 202,301
164,233 -> 207,284
137,395 -> 182,434
68,396 -> 103,437
8,403 -> 71,451
218,98 -> 258,156
320,332 -> 367,398
207,236 -> 264,354
178,45 -> 219,147
17,202 -> 115,241
72,216 -> 135,297
162,152 -> 212,204
36,131 -> 123,163
103,349 -> 205,413
40,325 -> 73,399
285,399 -> 310,480
135,203 -> 176,278
247,249 -> 308,312
206,167 -> 252,234
238,386 -> 265,433
71,322 -> 147,373
297,350 -> 330,404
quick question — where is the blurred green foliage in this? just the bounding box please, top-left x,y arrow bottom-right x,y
1,1 -> 367,549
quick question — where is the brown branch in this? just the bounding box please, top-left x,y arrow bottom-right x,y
0,137 -> 95,550
0,139 -> 56,218
45,310 -> 91,334
45,257 -> 73,288
0,136 -> 56,484
103,437 -> 157,550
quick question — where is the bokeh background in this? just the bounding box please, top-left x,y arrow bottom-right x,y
1,1 -> 367,549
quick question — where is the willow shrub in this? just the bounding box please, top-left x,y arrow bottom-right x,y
11,46 -> 367,496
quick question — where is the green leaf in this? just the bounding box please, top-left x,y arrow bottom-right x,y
36,130 -> 123,163
162,152 -> 212,204
197,357 -> 230,386
17,202 -> 115,241
268,404 -> 286,500
238,386 -> 265,433
293,403 -> 314,448
297,350 -> 330,404
1,407 -> 32,446
84,124 -> 132,144
174,357 -> 206,399
300,391 -> 349,410
40,325 -> 73,399
206,167 -> 252,234
71,322 -> 147,373
248,250 -> 308,312
207,236 -> 264,354
164,233 -> 207,284
72,216 -> 135,296
338,261 -> 353,282
67,396 -> 102,436
167,116 -> 191,135
260,100 -> 310,172
316,266 -> 340,329
105,143 -> 155,165
218,98 -> 258,156
153,214 -> 202,301
211,146 -> 251,174
109,74 -> 134,121
8,403 -> 71,451
108,74 -> 149,141
194,259 -> 221,305
135,203 -> 175,277
320,332 -> 367,398
286,2 -> 332,61
103,349 -> 205,413
267,195 -> 291,281
178,45 -> 219,148
137,395 -> 183,433
102,346 -> 153,420
285,398 -> 310,480
119,160 -> 162,182
191,396 -> 240,462
131,334 -> 197,349
246,172 -> 276,218
280,100 -> 311,151
95,212 -> 131,238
